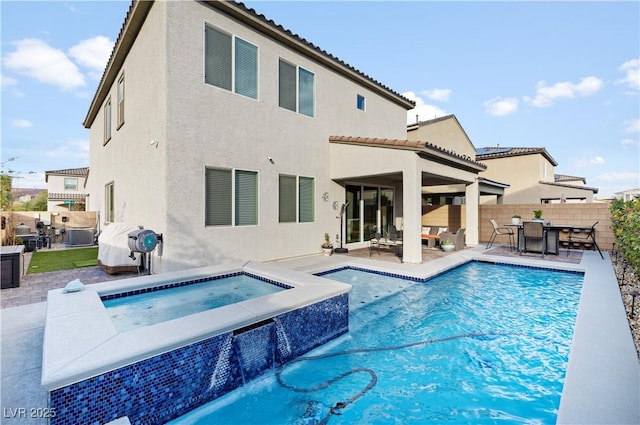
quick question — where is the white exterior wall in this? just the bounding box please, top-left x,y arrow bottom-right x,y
46,174 -> 87,211
87,3 -> 169,238
89,2 -> 409,272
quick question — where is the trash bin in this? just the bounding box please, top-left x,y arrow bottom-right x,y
1,245 -> 24,289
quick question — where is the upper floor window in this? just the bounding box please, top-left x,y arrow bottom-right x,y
357,94 -> 366,111
278,59 -> 315,117
205,167 -> 258,226
205,25 -> 258,99
117,74 -> 125,128
64,178 -> 78,191
104,97 -> 112,144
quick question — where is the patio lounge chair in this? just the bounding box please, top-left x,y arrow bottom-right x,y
439,228 -> 466,251
520,221 -> 546,258
486,219 -> 515,251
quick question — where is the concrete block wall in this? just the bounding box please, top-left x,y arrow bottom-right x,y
479,204 -> 614,251
421,205 -> 465,231
1,211 -> 98,245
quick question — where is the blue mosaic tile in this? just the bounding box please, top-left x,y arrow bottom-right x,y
100,272 -> 292,302
49,294 -> 349,425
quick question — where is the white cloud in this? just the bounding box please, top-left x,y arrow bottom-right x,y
403,91 -> 448,125
623,118 -> 640,134
484,97 -> 518,117
4,38 -> 86,91
42,138 -> 89,162
523,76 -> 603,107
12,119 -> 33,128
573,156 -> 605,167
68,36 -> 114,80
617,58 -> 640,91
1,75 -> 18,88
594,171 -> 640,182
420,88 -> 451,102
620,138 -> 640,148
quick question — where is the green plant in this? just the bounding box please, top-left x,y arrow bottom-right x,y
610,198 -> 640,276
441,238 -> 453,245
533,209 -> 543,219
321,233 -> 333,249
512,214 -> 521,219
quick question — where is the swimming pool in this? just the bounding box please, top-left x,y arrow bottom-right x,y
102,272 -> 291,332
170,262 -> 583,424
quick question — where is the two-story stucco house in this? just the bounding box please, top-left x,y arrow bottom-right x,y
84,1 -> 485,272
476,147 -> 598,204
45,167 -> 89,211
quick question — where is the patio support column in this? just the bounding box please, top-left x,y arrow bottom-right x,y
465,179 -> 480,246
402,166 -> 422,264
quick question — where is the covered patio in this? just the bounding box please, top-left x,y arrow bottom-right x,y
329,136 -> 497,263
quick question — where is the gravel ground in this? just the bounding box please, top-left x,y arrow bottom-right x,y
614,252 -> 640,359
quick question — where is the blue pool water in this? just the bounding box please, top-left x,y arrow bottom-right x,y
102,273 -> 289,332
169,262 -> 583,424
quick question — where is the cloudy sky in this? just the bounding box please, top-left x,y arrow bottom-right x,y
2,1 -> 639,198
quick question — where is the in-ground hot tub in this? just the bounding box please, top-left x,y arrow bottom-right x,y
42,261 -> 350,425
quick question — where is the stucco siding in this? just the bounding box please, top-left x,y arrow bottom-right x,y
118,1 -> 410,271
87,2 -> 169,233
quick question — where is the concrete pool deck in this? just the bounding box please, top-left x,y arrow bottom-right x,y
1,245 -> 638,424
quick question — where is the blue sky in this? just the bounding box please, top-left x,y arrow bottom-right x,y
2,1 -> 639,198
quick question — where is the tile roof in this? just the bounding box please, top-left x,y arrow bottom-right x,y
476,147 -> 558,166
84,1 -> 414,127
539,181 -> 598,193
555,174 -> 586,184
329,136 -> 486,169
47,193 -> 88,200
44,167 -> 89,182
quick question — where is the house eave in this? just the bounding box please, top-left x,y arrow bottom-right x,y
83,0 -> 414,129
539,180 -> 599,193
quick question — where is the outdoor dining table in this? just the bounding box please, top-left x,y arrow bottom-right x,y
506,223 -> 577,255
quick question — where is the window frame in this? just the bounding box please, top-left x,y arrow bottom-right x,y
357,94 -> 366,111
278,174 -> 315,223
117,73 -> 125,129
278,58 -> 315,117
104,97 -> 112,145
205,167 -> 259,227
64,178 -> 78,191
204,24 -> 258,100
105,181 -> 114,224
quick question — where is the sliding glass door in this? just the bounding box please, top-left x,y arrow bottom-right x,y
345,184 -> 394,243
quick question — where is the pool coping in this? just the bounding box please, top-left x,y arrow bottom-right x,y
40,260 -> 351,391
275,247 -> 640,425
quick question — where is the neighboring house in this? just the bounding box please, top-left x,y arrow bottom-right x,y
407,115 -> 509,205
84,1 -> 485,271
615,188 -> 640,201
45,167 -> 89,211
475,147 -> 598,204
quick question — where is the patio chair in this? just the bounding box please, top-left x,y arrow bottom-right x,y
520,221 -> 546,258
567,222 -> 603,259
486,219 -> 515,251
439,228 -> 466,251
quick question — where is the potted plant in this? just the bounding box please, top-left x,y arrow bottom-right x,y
533,209 -> 544,222
441,238 -> 455,252
511,215 -> 521,225
321,233 -> 333,256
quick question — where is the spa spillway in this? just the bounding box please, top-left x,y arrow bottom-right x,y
41,260 -> 350,425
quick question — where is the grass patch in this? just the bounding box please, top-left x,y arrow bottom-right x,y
28,247 -> 99,274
